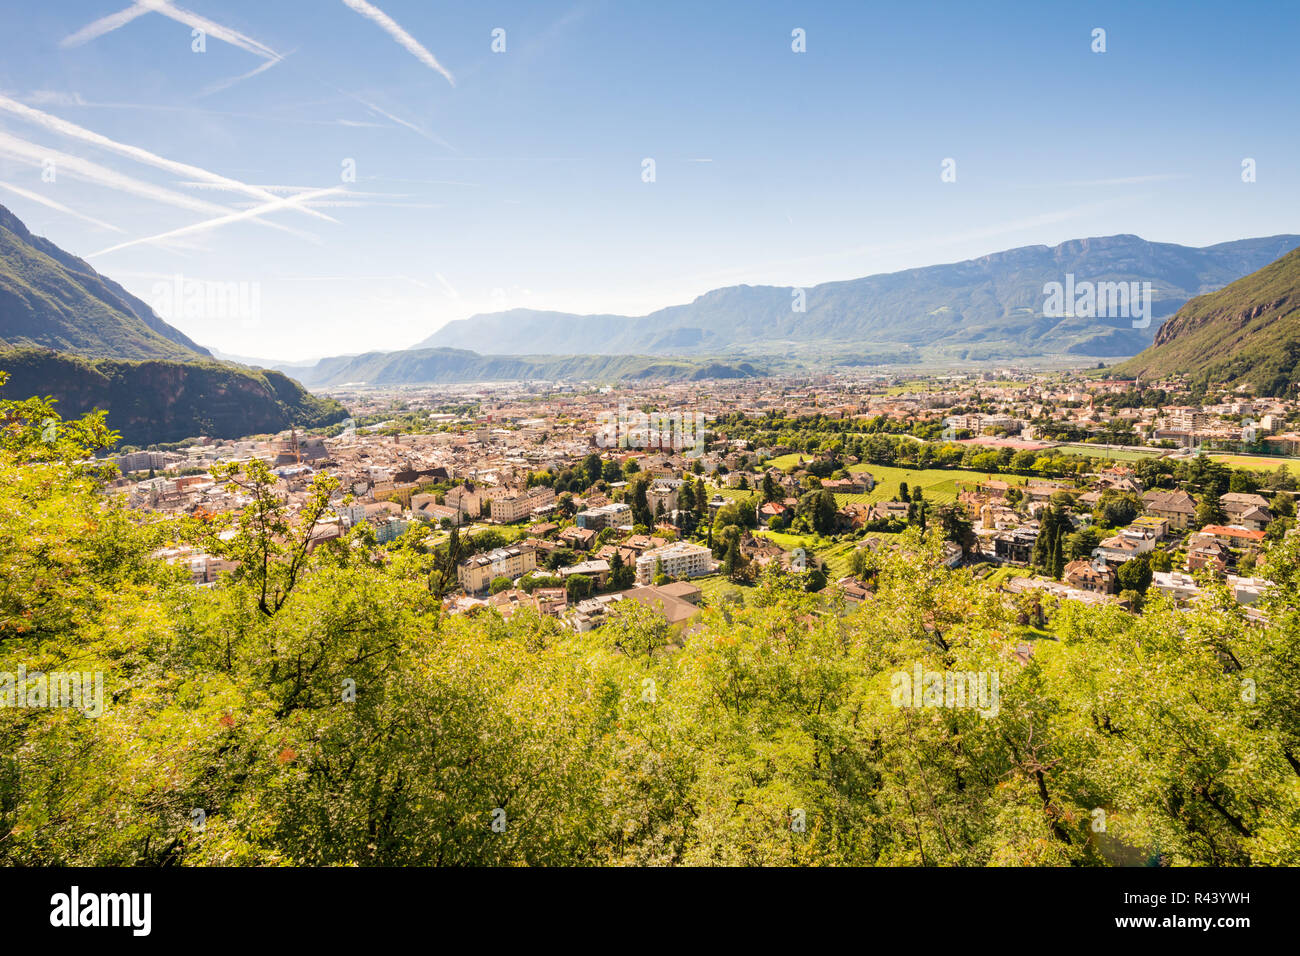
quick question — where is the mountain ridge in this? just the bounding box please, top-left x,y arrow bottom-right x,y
284,347 -> 763,388
415,234 -> 1300,362
1114,246 -> 1300,395
0,204 -> 347,444
0,203 -> 210,360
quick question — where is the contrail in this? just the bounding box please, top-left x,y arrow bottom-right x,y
0,180 -> 123,232
351,94 -> 457,150
0,93 -> 336,223
89,186 -> 344,257
61,0 -> 281,61
340,0 -> 455,86
0,131 -> 317,242
59,3 -> 152,48
199,53 -> 289,98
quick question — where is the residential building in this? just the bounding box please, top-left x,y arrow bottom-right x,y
574,502 -> 632,530
1063,559 -> 1117,595
635,541 -> 714,585
457,544 -> 538,593
491,486 -> 556,523
1197,524 -> 1268,549
1142,489 -> 1197,530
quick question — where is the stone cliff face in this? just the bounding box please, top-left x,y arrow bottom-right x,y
0,349 -> 347,446
1151,295 -> 1293,347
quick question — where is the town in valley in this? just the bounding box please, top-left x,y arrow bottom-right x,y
117,367 -> 1300,634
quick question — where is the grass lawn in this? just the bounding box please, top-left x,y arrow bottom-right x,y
710,485 -> 762,503
753,528 -> 819,551
751,530 -> 898,579
843,464 -> 1027,505
985,566 -> 1036,589
1053,444 -> 1163,461
695,573 -> 748,605
1014,624 -> 1055,643
764,453 -> 806,470
1209,454 -> 1300,475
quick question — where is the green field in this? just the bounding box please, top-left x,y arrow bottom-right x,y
844,464 -> 1027,505
722,464 -> 1030,509
711,485 -> 761,502
985,566 -> 1036,589
1209,454 -> 1300,475
1053,443 -> 1164,461
764,453 -> 806,470
752,529 -> 816,550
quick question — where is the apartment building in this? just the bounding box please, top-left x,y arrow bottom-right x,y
574,502 -> 632,530
445,485 -> 483,519
491,486 -> 556,523
1162,407 -> 1208,431
635,541 -> 714,585
647,478 -> 686,515
153,546 -> 238,585
1142,489 -> 1197,530
1097,526 -> 1158,563
457,544 -> 539,593
111,450 -> 176,474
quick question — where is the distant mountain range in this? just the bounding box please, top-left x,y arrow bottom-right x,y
415,234 -> 1300,363
1116,246 -> 1300,396
286,348 -> 761,388
0,204 -> 346,446
8,197 -> 1299,406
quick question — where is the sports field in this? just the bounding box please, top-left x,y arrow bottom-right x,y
1053,444 -> 1163,461
1209,454 -> 1300,475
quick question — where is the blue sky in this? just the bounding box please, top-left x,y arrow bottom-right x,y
0,0 -> 1296,360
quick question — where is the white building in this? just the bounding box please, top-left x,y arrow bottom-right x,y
635,541 -> 714,585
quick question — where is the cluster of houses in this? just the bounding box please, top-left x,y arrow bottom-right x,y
958,468 -> 1282,610
116,368 -> 1300,632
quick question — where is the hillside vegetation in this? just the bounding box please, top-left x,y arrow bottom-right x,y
2,388 -> 1297,866
1116,246 -> 1300,395
0,348 -> 346,446
0,203 -> 208,360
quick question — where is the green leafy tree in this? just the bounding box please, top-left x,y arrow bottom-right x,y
1116,554 -> 1153,594
565,573 -> 594,601
1195,494 -> 1227,529
204,458 -> 340,617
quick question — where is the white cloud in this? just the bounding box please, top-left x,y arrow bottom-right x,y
0,130 -> 318,243
199,53 -> 289,98
59,4 -> 152,49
